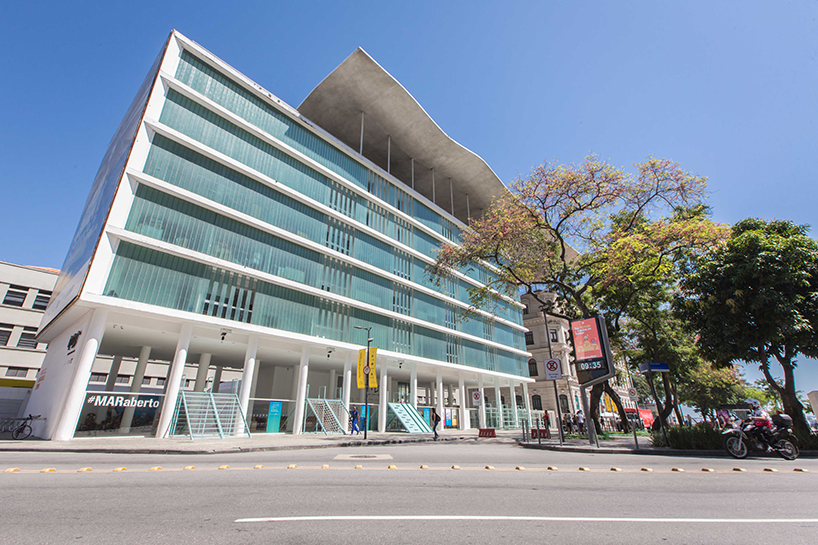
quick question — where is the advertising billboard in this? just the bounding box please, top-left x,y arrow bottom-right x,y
569,315 -> 615,385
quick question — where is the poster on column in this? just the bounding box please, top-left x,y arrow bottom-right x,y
266,401 -> 283,433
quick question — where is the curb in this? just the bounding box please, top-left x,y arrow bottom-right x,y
0,434 -> 515,456
519,441 -> 818,458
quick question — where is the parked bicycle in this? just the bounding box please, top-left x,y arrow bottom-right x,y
12,414 -> 40,440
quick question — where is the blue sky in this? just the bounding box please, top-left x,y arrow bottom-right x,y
1,1 -> 816,393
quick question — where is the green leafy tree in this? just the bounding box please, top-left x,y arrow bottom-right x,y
677,362 -> 749,422
677,219 -> 818,432
431,155 -> 726,432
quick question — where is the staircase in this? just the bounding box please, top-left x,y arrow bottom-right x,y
169,391 -> 251,439
305,398 -> 349,434
387,403 -> 433,433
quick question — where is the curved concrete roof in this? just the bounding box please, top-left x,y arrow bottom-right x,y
299,48 -> 506,224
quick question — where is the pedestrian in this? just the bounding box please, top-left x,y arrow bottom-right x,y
543,411 -> 551,439
432,409 -> 441,440
351,407 -> 360,435
577,410 -> 585,434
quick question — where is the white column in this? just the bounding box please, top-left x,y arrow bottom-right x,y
478,374 -> 487,429
238,337 -> 258,432
342,354 -> 352,431
104,355 -> 123,392
436,372 -> 444,431
409,362 -> 417,408
494,382 -> 502,428
211,366 -> 223,393
120,346 -> 151,434
458,375 -> 468,430
510,382 -> 520,428
328,368 -> 337,399
194,353 -> 211,392
155,323 -> 193,438
378,362 -> 388,432
53,309 -> 108,441
292,346 -> 310,435
522,382 -> 532,427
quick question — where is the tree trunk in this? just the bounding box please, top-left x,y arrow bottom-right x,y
653,374 -> 673,430
589,383 -> 604,434
776,356 -> 810,433
603,381 -> 631,433
670,381 -> 684,426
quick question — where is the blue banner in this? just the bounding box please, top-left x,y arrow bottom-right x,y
267,401 -> 283,433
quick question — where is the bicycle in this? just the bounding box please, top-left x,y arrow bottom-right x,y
12,414 -> 40,440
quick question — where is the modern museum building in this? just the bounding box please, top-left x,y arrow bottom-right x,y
28,30 -> 532,441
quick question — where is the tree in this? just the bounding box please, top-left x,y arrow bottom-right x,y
677,362 -> 749,422
431,155 -> 727,432
677,219 -> 818,432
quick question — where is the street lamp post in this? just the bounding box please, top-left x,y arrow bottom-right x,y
354,326 -> 373,440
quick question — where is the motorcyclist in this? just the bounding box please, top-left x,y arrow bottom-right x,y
747,399 -> 774,448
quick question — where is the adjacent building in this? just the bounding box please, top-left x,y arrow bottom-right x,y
27,30 -> 531,440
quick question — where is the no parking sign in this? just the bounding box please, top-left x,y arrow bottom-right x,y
472,390 -> 482,407
545,358 -> 561,380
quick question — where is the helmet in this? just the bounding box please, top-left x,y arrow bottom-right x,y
745,398 -> 761,410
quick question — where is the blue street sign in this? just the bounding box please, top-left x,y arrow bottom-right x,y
639,362 -> 670,374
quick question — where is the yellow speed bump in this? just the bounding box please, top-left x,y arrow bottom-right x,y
388,464 -> 397,470
763,468 -> 778,473
733,467 -> 747,472
254,465 -> 265,470
113,467 -> 126,472
4,468 -> 19,473
547,466 -> 558,471
515,466 -> 525,471
610,467 -> 622,472
77,468 -> 92,472
641,467 -> 653,472
184,466 -> 195,471
149,466 -> 162,471
354,465 -> 363,469
320,464 -> 329,469
671,468 -> 685,472
420,465 -> 429,469
218,465 -> 230,470
701,468 -> 715,472
484,465 -> 495,470
40,468 -> 56,473
579,467 -> 590,472
794,468 -> 809,473
287,464 -> 297,469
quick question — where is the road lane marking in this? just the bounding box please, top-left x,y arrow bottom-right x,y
235,515 -> 818,524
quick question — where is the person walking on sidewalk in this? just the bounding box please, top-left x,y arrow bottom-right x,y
432,409 -> 441,440
351,408 -> 360,435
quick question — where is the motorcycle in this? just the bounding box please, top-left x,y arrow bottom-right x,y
722,412 -> 799,460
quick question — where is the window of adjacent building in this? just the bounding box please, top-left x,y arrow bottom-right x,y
89,373 -> 107,382
5,367 -> 28,377
16,327 -> 39,349
0,323 -> 13,346
550,329 -> 558,343
559,394 -> 570,414
3,286 -> 28,307
115,375 -> 130,384
32,291 -> 51,311
528,358 -> 538,377
532,395 -> 543,410
142,377 -> 152,385
525,331 -> 534,345
156,378 -> 166,386
523,305 -> 530,315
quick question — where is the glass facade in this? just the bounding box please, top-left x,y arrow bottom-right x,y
104,46 -> 527,377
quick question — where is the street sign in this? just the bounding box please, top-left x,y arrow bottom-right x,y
628,387 -> 638,401
472,390 -> 482,407
544,358 -> 561,381
639,362 -> 670,374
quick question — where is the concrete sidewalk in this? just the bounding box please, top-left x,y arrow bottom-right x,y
0,429 -> 519,455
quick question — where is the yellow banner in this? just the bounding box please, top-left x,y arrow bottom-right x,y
356,349 -> 366,389
368,347 -> 378,389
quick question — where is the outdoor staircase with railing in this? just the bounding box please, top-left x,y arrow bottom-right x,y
387,403 -> 433,433
169,390 -> 251,439
304,398 -> 350,434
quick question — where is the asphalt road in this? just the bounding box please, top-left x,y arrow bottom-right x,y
1,443 -> 816,544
